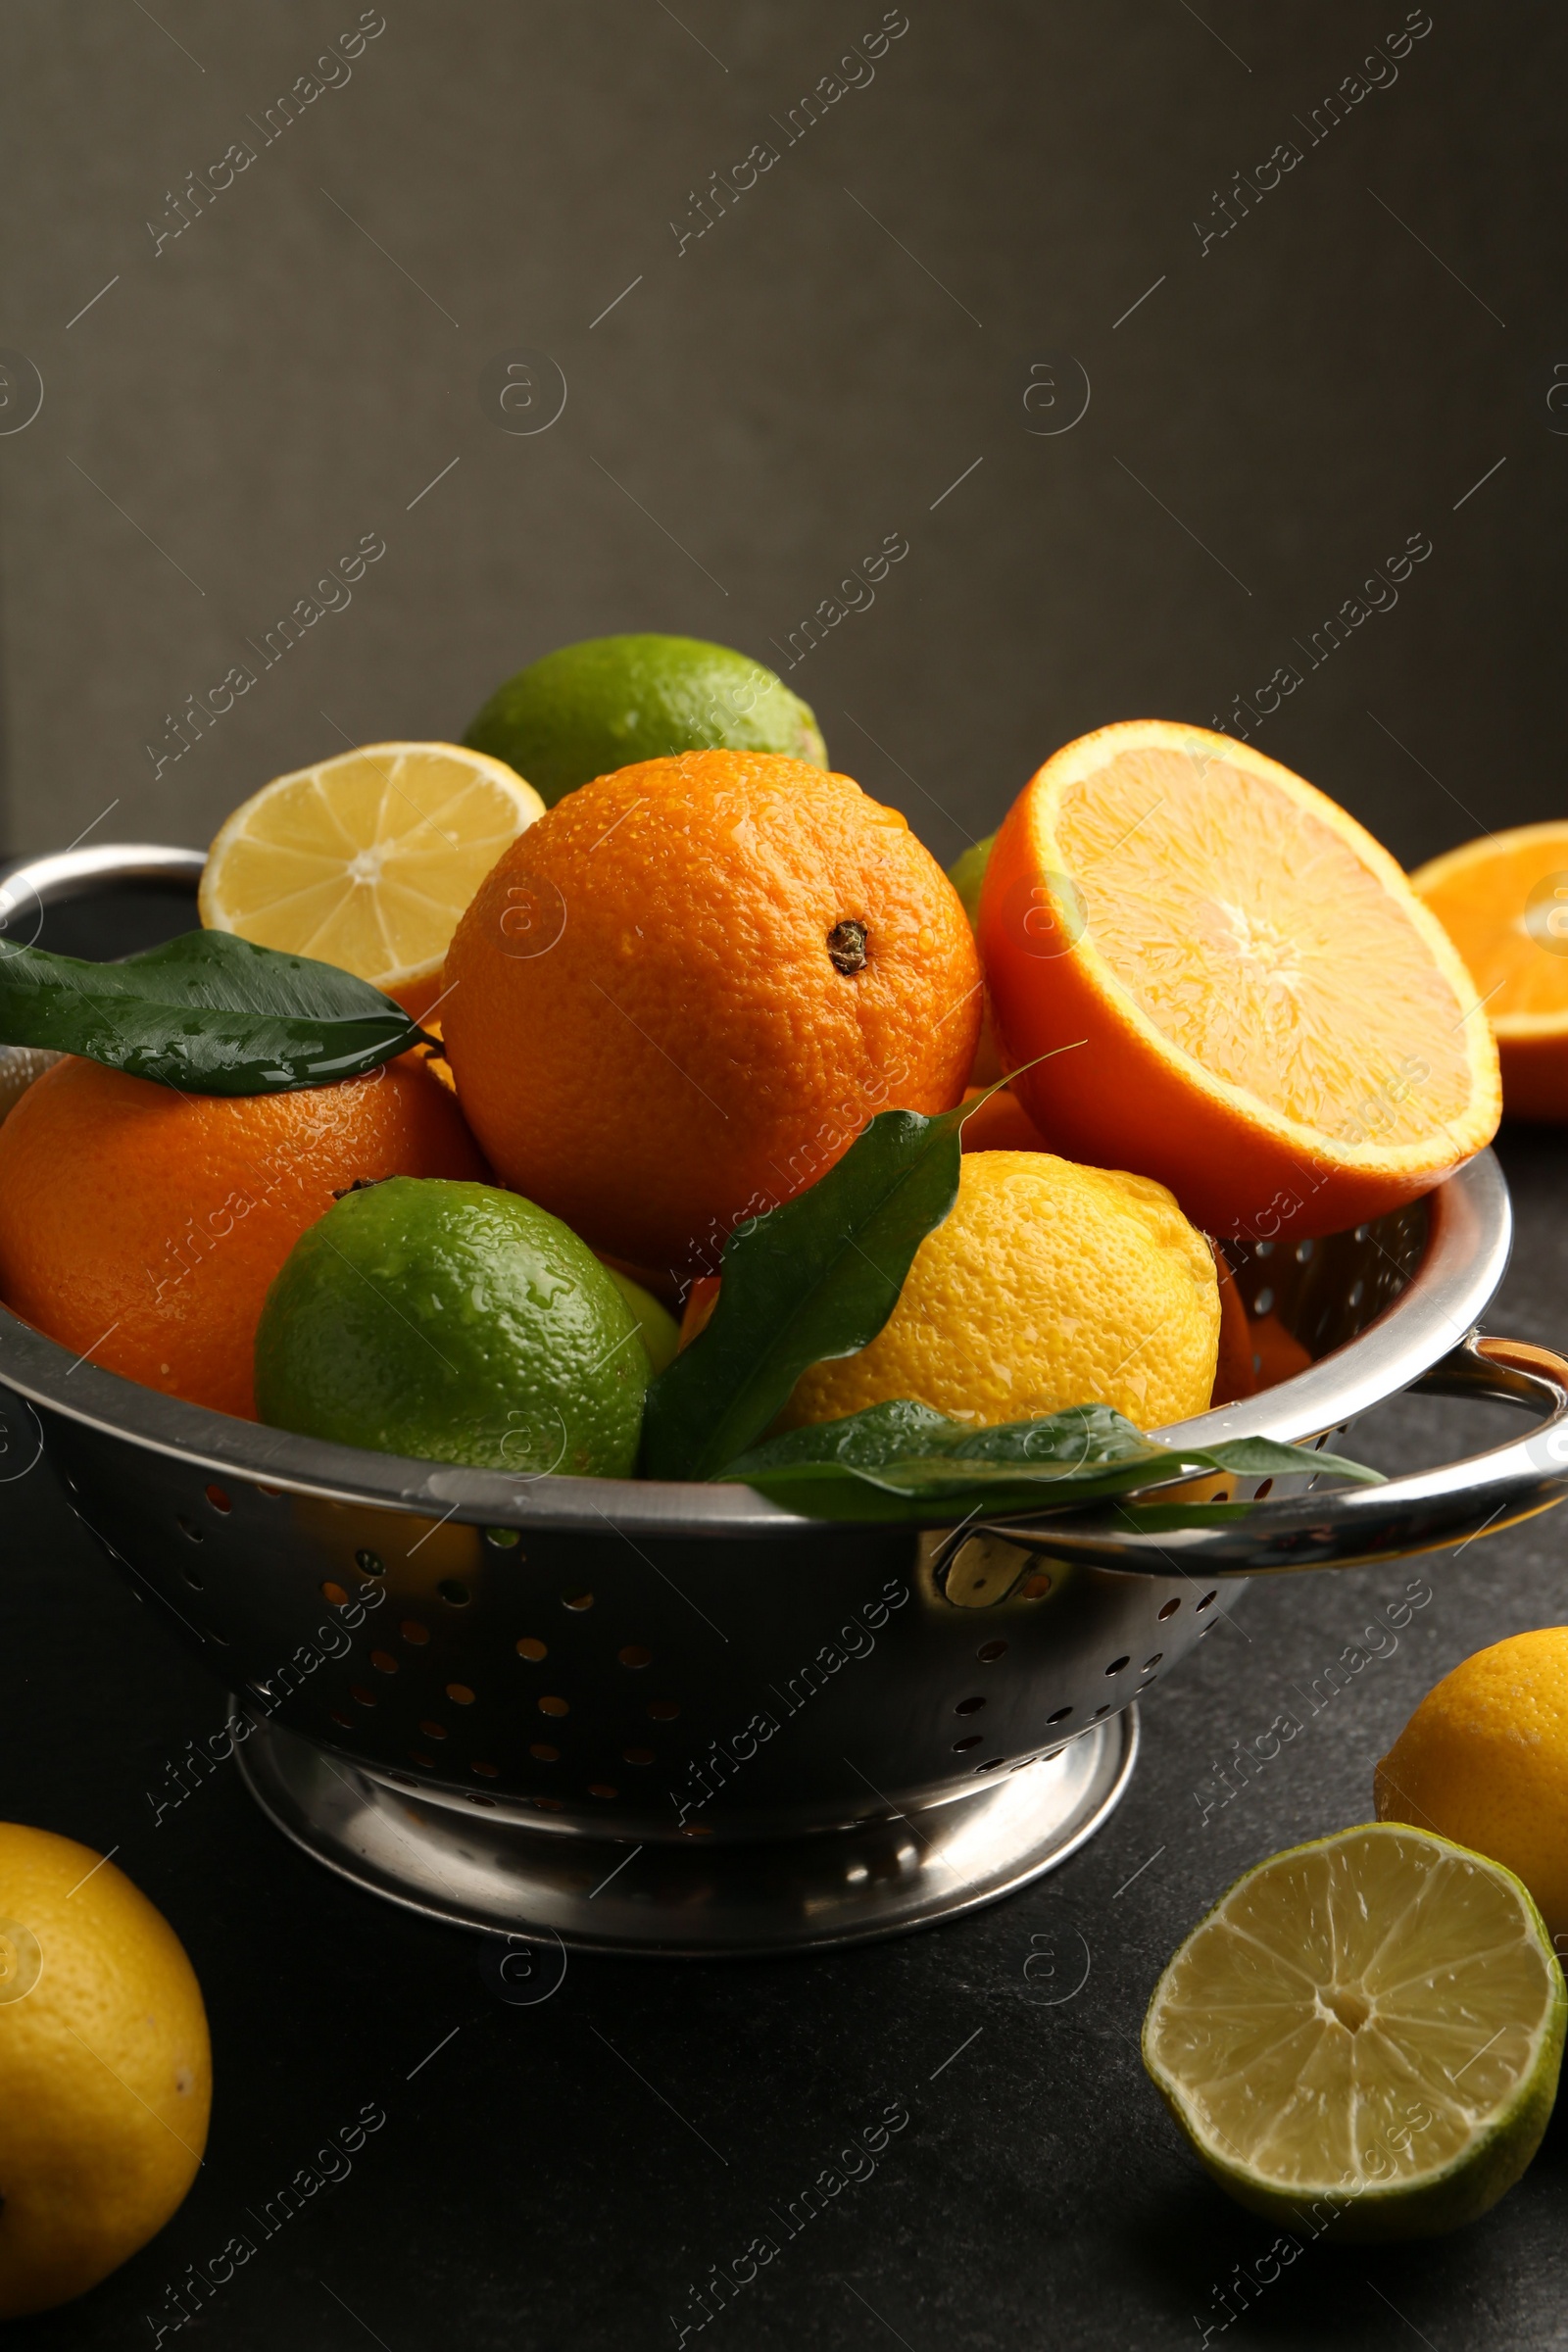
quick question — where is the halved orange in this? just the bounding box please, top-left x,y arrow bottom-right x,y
1410,823 -> 1568,1124
978,722 -> 1499,1238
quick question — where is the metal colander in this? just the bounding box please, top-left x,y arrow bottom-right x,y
1,846 -> 1565,1956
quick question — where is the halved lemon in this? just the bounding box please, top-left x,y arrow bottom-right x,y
978,722 -> 1500,1236
1411,821 -> 1568,1123
199,742 -> 544,1020
1144,1824 -> 1565,2241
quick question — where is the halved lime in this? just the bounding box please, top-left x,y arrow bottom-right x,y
1143,1823 -> 1565,2239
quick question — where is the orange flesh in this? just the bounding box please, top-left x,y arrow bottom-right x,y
1414,827 -> 1568,1024
1053,749 -> 1476,1143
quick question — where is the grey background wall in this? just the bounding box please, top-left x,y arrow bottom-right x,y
0,0 -> 1563,875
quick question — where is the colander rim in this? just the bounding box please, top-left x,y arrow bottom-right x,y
0,1151 -> 1509,1537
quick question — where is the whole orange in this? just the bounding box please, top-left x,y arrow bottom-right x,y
0,1053 -> 486,1418
441,751 -> 982,1276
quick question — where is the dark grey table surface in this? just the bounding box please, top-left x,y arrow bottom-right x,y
1,1100 -> 1566,2351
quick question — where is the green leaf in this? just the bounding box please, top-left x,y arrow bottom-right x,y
0,931 -> 430,1094
639,1104 -> 968,1481
718,1398 -> 1383,1523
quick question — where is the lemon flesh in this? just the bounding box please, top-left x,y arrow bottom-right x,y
1143,1823 -> 1565,2240
199,741 -> 543,1018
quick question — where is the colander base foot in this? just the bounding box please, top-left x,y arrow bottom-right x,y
235,1708 -> 1139,1956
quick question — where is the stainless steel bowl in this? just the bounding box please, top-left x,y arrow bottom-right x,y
2,845 -> 1565,1956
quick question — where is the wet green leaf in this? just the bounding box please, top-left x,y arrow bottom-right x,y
0,930 -> 429,1094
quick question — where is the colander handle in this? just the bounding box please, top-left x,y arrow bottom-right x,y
946,1334 -> 1568,1584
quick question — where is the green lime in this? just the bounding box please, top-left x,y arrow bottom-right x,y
947,833 -> 995,931
462,633 -> 827,806
1143,1823 -> 1566,2241
254,1178 -> 650,1476
599,1263 -> 679,1375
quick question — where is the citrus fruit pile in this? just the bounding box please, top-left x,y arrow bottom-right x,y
0,631 -> 1555,2297
0,636 -> 1508,1476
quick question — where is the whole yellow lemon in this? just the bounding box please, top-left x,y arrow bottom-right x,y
783,1147 -> 1219,1430
0,1824 -> 210,2319
1376,1628 -> 1568,1944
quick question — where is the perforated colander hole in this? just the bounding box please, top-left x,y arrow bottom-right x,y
387,1771 -> 416,1788
515,1637 -> 548,1661
205,1484 -> 232,1514
562,1591 -> 594,1612
350,1684 -> 376,1707
530,1742 -> 561,1762
955,1695 -> 986,1716
1047,1706 -> 1072,1725
588,1783 -> 618,1799
538,1694 -> 569,1717
1196,1591 -> 1218,1613
953,1735 -> 982,1752
536,1795 -> 565,1812
484,1528 -> 521,1550
370,1650 -> 398,1675
205,1628 -> 230,1646
1254,1478 -> 1273,1500
417,1720 -> 448,1740
618,1644 -> 653,1669
330,1709 -> 354,1729
1021,1572 -> 1053,1599
680,1824 -> 713,1838
320,1581 -> 349,1606
1142,1654 -> 1163,1673
356,1549 -> 385,1576
176,1517 -> 203,1544
471,1760 -> 500,1778
1157,1597 -> 1181,1621
410,1749 -> 437,1768
181,1567 -> 205,1592
1091,1704 -> 1110,1719
977,1641 -> 1008,1664
468,1792 -> 497,1807
401,1621 -> 430,1646
446,1683 -> 475,1706
1105,1655 -> 1130,1677
257,1483 -> 284,1498
438,1579 -> 470,1606
648,1699 -> 680,1721
622,1745 -> 655,1766
974,1758 -> 1004,1773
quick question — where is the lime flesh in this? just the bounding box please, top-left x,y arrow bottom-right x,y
1143,1823 -> 1566,2240
462,633 -> 827,806
254,1177 -> 651,1476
